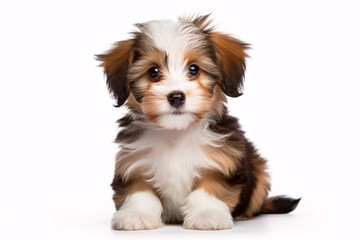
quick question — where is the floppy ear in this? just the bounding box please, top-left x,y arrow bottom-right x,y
96,40 -> 134,107
210,32 -> 249,97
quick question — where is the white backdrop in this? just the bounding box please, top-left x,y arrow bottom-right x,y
1,0 -> 359,239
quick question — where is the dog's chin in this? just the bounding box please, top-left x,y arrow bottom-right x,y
156,112 -> 197,130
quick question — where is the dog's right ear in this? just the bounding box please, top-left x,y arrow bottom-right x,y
96,40 -> 134,107
210,32 -> 249,98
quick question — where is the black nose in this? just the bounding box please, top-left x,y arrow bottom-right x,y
167,91 -> 185,108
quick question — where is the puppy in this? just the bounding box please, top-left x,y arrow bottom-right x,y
97,15 -> 300,231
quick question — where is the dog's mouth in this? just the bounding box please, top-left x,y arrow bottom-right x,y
152,108 -> 200,130
168,108 -> 190,115
170,110 -> 185,115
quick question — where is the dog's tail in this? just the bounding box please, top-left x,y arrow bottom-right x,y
260,196 -> 301,214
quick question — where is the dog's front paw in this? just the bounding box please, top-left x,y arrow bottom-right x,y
111,210 -> 163,230
183,209 -> 234,230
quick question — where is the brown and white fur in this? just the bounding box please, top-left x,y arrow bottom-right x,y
97,15 -> 300,231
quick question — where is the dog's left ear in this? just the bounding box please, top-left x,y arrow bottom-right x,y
210,32 -> 249,97
96,39 -> 134,107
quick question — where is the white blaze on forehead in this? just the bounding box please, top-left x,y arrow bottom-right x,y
143,20 -> 204,73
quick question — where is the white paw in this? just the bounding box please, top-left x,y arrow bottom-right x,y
183,209 -> 234,230
111,210 -> 163,230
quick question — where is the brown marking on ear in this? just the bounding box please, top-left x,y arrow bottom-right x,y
97,40 -> 135,107
195,170 -> 241,212
210,32 -> 249,97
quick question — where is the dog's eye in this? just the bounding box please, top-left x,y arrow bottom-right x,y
148,67 -> 161,81
188,64 -> 200,77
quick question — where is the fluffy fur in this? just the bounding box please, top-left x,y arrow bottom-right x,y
97,14 -> 300,231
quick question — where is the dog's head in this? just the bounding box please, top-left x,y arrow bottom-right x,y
97,15 -> 248,130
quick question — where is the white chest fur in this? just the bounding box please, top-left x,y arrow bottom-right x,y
121,121 -> 224,222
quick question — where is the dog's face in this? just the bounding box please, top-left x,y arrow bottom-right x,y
98,15 -> 248,130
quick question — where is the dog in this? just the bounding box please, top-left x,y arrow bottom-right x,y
97,14 -> 300,231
